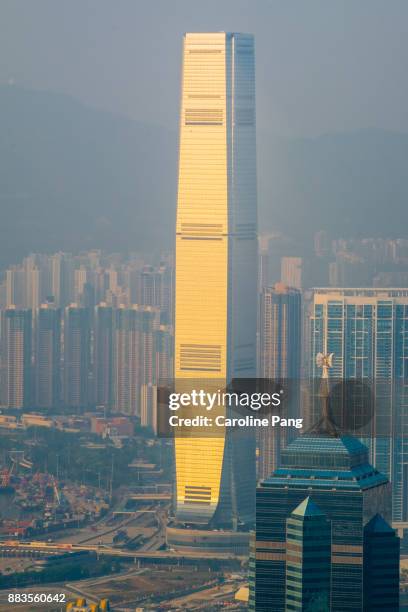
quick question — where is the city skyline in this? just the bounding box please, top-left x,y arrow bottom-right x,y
0,10 -> 407,608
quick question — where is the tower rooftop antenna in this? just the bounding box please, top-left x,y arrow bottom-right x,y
309,353 -> 339,437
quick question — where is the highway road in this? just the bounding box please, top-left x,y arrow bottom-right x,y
0,540 -> 245,562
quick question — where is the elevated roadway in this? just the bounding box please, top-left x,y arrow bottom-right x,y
0,541 -> 245,563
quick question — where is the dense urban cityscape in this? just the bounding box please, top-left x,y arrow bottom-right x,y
1,229 -> 408,609
1,5 -> 408,612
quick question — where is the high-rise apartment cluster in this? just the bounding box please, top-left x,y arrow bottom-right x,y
0,252 -> 173,420
0,251 -> 173,315
262,232 -> 408,291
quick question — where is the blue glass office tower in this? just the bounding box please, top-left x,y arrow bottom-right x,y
285,497 -> 331,611
249,426 -> 396,610
310,288 -> 408,523
363,514 -> 400,611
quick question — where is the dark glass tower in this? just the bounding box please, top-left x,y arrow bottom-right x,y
250,427 -> 396,611
285,497 -> 331,611
363,514 -> 400,611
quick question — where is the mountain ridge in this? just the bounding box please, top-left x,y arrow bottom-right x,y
1,85 -> 407,267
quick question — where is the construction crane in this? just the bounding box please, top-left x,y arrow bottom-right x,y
51,476 -> 61,506
0,462 -> 13,487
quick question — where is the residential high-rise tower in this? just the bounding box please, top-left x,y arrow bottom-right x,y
2,307 -> 32,408
112,305 -> 159,418
258,284 -> 301,479
63,305 -> 91,408
309,288 -> 408,523
35,304 -> 61,408
94,303 -> 114,408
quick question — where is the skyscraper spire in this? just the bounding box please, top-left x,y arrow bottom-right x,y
309,352 -> 339,436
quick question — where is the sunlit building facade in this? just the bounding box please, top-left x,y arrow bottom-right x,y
174,32 -> 257,527
2,307 -> 32,409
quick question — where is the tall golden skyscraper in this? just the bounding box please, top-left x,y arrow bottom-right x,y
174,33 -> 257,527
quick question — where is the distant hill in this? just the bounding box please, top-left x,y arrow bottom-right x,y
0,85 -> 407,267
258,128 -> 408,243
0,85 -> 177,267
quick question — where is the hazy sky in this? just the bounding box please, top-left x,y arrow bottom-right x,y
1,0 -> 408,137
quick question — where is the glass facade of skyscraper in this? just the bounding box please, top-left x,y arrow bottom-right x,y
250,431 -> 395,611
363,514 -> 400,610
258,284 -> 301,480
310,288 -> 408,522
285,497 -> 331,611
173,32 -> 257,527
